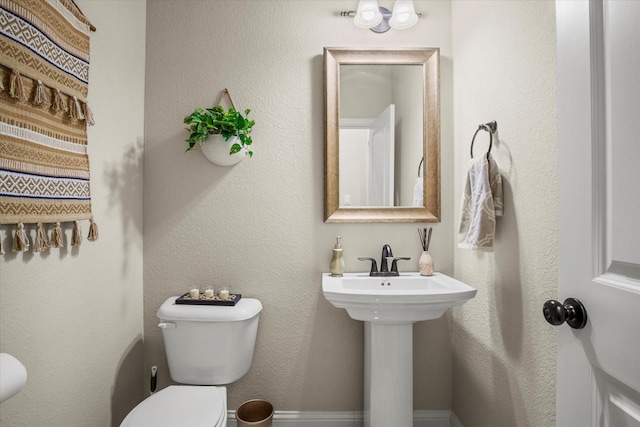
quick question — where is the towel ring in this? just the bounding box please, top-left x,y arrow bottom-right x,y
470,121 -> 497,160
418,157 -> 424,177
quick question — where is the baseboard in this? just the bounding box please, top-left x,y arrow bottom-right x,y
450,411 -> 465,427
414,410 -> 452,427
227,411 -> 359,427
226,410 -> 454,426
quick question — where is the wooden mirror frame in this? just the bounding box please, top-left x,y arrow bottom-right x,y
323,47 -> 440,223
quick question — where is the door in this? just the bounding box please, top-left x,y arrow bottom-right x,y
368,104 -> 395,206
555,0 -> 640,426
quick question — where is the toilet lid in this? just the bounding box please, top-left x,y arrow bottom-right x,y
120,386 -> 226,427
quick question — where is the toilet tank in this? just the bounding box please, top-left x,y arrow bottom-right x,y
157,296 -> 262,385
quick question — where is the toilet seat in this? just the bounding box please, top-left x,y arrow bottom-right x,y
120,385 -> 227,427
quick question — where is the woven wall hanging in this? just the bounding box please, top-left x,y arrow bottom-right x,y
0,0 -> 97,254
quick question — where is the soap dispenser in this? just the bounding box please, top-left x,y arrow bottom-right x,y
330,236 -> 345,277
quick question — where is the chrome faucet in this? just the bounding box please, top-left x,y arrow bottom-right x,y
358,244 -> 410,277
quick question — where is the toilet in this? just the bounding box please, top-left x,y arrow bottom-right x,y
120,295 -> 263,427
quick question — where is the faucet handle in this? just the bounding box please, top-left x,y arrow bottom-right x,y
390,257 -> 411,273
358,257 -> 378,274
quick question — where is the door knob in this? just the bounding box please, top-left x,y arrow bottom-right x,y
543,298 -> 588,329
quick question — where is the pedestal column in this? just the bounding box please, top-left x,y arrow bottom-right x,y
364,322 -> 413,427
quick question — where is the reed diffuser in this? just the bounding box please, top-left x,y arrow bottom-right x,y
418,227 -> 434,276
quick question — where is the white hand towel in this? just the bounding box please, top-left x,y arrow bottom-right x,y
458,154 -> 503,251
412,176 -> 423,207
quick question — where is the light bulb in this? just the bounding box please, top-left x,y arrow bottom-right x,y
396,12 -> 410,23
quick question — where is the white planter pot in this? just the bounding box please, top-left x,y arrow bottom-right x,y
199,134 -> 246,166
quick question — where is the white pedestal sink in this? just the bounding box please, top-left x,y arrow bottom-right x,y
322,272 -> 477,427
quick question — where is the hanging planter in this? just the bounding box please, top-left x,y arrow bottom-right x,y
183,89 -> 254,166
199,134 -> 246,166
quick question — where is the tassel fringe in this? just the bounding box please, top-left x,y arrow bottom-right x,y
88,217 -> 98,241
33,79 -> 49,106
83,101 -> 95,125
13,222 -> 29,252
69,96 -> 85,120
0,219 -> 98,255
34,222 -> 50,252
51,221 -> 64,248
52,88 -> 67,113
9,69 -> 25,101
2,73 -> 96,124
72,221 -> 82,246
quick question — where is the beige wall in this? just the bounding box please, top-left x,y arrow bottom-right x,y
0,1 -> 146,426
143,0 -> 455,412
451,1 -> 558,426
1,1 -> 561,425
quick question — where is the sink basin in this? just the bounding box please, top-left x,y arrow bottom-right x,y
322,272 -> 477,323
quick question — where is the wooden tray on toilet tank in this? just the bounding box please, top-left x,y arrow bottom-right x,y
175,293 -> 242,306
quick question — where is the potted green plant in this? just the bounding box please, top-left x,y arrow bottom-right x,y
184,105 -> 254,166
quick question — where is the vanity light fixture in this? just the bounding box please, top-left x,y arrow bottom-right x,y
341,0 -> 420,33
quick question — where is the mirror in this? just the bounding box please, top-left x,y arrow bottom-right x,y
324,48 -> 440,223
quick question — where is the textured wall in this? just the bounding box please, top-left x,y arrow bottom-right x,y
451,1 -> 558,426
143,0 -> 455,413
0,1 -> 561,425
0,1 -> 146,426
